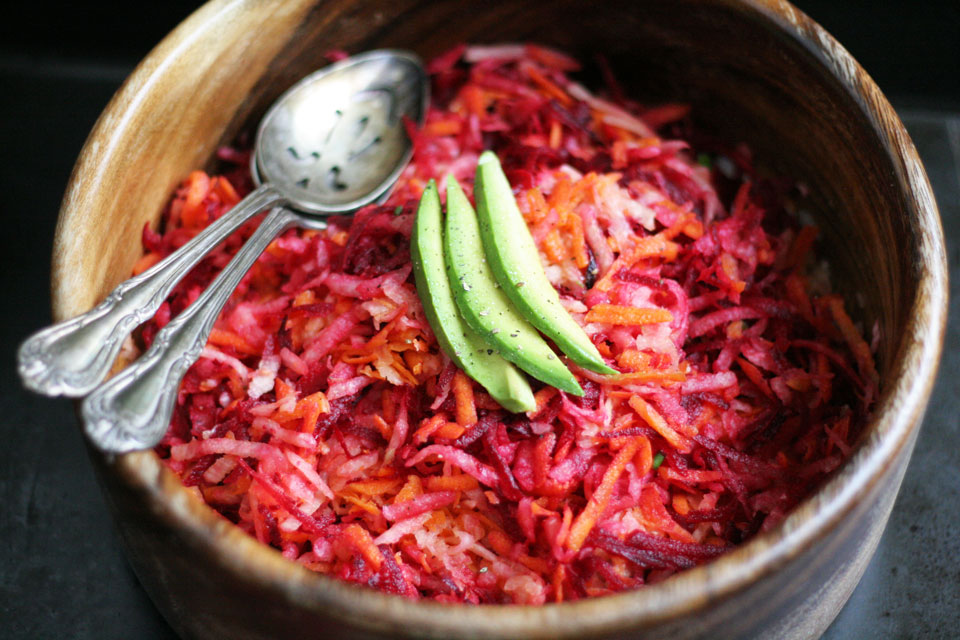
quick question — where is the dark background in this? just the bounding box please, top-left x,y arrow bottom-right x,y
3,1 -> 958,106
1,2 -> 957,638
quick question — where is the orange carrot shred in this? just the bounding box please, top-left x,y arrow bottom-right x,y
553,564 -> 566,603
208,328 -> 259,356
296,392 -> 329,434
563,209 -> 589,269
132,251 -> 161,276
424,119 -> 462,137
567,438 -> 641,552
394,475 -> 423,503
344,523 -> 384,569
826,297 -> 879,385
629,396 -> 692,452
585,304 -> 673,326
737,357 -> 774,399
452,371 -> 478,427
436,421 -> 466,440
213,176 -> 240,206
524,188 -> 549,223
413,413 -> 448,445
426,474 -> 479,492
180,171 -> 211,229
542,229 -> 568,263
522,63 -> 573,107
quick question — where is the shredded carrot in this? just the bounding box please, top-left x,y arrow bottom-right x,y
548,120 -> 562,149
394,475 -> 423,503
436,421 -> 466,440
564,210 -> 589,269
295,391 -> 329,434
585,304 -> 674,326
519,554 -> 551,575
593,233 -> 680,291
132,251 -> 161,276
552,564 -> 565,603
524,188 -> 549,223
634,436 -> 654,476
455,84 -> 487,118
344,523 -> 384,569
624,233 -> 680,263
638,486 -> 695,542
180,171 -> 212,229
207,328 -> 259,356
343,495 -> 383,516
452,371 -> 478,427
424,119 -> 462,137
567,437 -> 641,552
826,296 -> 879,385
556,504 -> 573,548
212,176 -> 240,207
522,63 -> 573,107
487,529 -> 514,556
595,341 -> 613,358
615,348 -> 656,371
292,290 -> 316,307
609,370 -> 686,384
530,501 -> 557,518
661,210 -> 703,241
372,414 -> 392,440
347,478 -> 403,496
425,474 -> 479,492
530,387 -> 557,415
542,229 -> 568,263
720,252 -> 746,294
737,357 -> 774,399
413,413 -> 448,445
629,396 -> 692,452
274,378 -> 294,402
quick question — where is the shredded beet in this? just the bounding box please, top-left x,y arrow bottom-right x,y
144,43 -> 877,604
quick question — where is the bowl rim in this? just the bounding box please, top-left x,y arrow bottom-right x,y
52,0 -> 949,636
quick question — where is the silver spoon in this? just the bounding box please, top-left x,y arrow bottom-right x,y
20,50 -> 427,452
18,50 -> 427,399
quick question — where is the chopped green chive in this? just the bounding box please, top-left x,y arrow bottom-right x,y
394,205 -> 404,216
696,153 -> 712,169
652,452 -> 665,470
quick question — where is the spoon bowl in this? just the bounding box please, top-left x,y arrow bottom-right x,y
255,50 -> 426,213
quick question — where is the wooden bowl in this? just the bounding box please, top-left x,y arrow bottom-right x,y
53,0 -> 947,638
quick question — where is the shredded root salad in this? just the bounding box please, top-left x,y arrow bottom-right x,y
141,44 -> 878,604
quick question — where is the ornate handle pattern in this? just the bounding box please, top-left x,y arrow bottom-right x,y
18,183 -> 283,397
81,207 -> 307,453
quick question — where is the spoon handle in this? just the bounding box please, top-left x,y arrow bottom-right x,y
17,183 -> 283,397
81,207 -> 304,453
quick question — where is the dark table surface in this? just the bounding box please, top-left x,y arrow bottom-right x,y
1,11 -> 958,639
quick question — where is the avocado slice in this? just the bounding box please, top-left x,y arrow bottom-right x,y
411,181 -> 536,412
443,176 -> 583,396
474,151 -> 616,375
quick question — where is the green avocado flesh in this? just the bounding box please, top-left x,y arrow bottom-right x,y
411,181 -> 536,413
475,151 -> 616,375
443,177 -> 583,396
